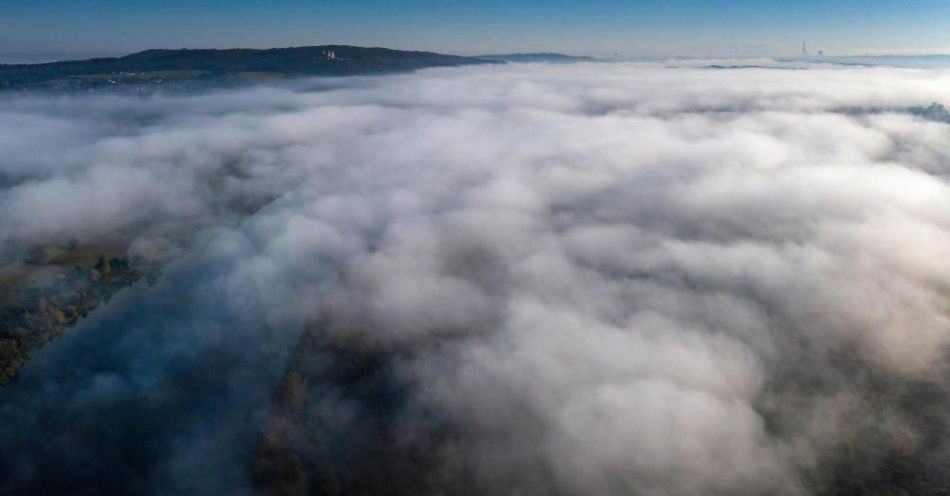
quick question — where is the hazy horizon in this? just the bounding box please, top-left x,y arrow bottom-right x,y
12,48 -> 950,69
6,1 -> 950,58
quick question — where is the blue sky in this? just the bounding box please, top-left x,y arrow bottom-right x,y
3,0 -> 950,58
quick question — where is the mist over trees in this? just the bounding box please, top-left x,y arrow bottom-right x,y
3,61 -> 950,494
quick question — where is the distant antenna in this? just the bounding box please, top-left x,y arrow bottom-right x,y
802,41 -> 809,57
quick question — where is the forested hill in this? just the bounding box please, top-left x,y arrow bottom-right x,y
0,46 -> 496,92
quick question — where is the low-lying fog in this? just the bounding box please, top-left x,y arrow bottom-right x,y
3,61 -> 950,495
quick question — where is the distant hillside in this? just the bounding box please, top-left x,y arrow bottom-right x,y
0,45 -> 495,92
476,52 -> 596,63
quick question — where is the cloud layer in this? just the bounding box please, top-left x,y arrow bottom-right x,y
3,61 -> 950,495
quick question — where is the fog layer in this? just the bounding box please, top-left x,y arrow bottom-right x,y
3,62 -> 950,495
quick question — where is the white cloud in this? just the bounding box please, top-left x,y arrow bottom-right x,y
3,61 -> 950,494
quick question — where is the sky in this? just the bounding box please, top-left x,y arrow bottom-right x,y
2,0 -> 950,59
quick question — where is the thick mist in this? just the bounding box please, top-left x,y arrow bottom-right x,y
3,62 -> 950,495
